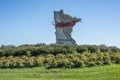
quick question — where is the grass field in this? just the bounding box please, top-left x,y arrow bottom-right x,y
0,64 -> 120,80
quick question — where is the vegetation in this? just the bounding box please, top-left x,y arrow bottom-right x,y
0,44 -> 120,68
0,64 -> 120,80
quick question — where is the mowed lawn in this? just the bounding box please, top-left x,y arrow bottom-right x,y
0,64 -> 120,80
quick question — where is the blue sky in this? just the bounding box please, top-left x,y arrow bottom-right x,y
0,0 -> 120,47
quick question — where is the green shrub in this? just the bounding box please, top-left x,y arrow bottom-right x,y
0,44 -> 120,68
36,55 -> 45,66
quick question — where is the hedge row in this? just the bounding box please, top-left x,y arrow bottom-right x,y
0,44 -> 120,57
0,53 -> 120,68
